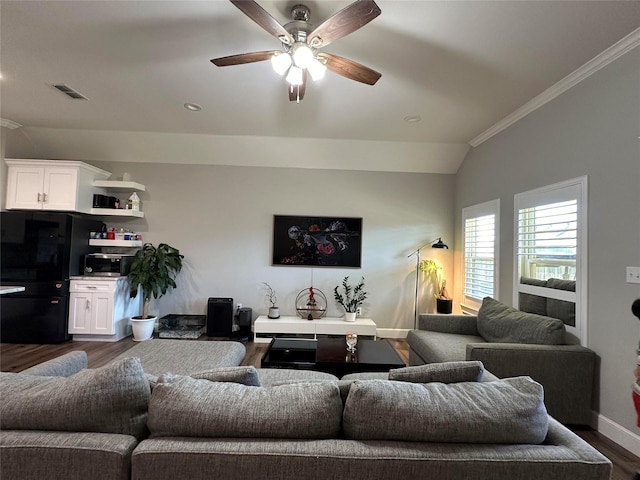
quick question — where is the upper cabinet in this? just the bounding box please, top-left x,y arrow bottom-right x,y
4,159 -> 146,217
5,159 -> 110,214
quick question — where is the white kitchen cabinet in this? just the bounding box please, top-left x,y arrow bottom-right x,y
69,277 -> 141,342
5,159 -> 110,213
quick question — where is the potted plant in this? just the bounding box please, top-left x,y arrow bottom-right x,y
128,242 -> 184,341
419,259 -> 452,314
334,276 -> 366,322
263,282 -> 280,319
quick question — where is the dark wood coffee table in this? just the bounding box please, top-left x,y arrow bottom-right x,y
261,337 -> 405,378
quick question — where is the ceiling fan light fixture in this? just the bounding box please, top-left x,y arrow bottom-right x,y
286,65 -> 304,85
307,57 -> 326,81
271,52 -> 292,75
292,42 -> 314,69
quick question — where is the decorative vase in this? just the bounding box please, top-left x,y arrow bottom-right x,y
268,307 -> 280,319
436,298 -> 453,314
344,312 -> 357,322
131,316 -> 157,341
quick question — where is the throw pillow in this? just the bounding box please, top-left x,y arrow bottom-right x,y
343,377 -> 548,444
477,296 -> 565,344
0,357 -> 150,439
156,366 -> 261,386
147,377 -> 342,439
388,361 -> 484,383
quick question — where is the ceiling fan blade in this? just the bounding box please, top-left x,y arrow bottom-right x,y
289,70 -> 307,102
230,0 -> 294,45
211,50 -> 279,67
308,0 -> 381,48
317,53 -> 381,85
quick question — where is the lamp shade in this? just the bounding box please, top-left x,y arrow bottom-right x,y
271,52 -> 292,75
286,65 -> 304,85
307,57 -> 326,81
431,237 -> 449,249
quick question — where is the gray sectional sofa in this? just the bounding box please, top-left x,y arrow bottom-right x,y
1,338 -> 612,480
407,296 -> 597,425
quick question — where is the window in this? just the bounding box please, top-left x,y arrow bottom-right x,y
462,200 -> 499,313
514,176 -> 588,344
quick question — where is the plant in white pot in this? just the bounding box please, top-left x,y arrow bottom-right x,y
128,243 -> 184,341
334,276 -> 366,322
263,282 -> 280,319
419,259 -> 452,313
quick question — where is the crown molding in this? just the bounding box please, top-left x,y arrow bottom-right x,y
469,27 -> 640,148
0,118 -> 22,130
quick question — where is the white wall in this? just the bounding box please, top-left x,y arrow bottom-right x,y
85,161 -> 456,334
454,47 -> 640,451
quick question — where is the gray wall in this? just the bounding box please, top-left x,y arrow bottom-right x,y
86,161 -> 456,332
454,47 -> 640,438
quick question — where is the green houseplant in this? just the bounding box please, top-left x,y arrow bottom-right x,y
334,276 -> 366,322
419,259 -> 452,313
128,242 -> 184,340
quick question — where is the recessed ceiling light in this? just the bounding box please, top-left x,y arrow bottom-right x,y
403,115 -> 421,123
184,103 -> 202,112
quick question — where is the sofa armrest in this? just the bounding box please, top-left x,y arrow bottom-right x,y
20,351 -> 88,377
466,343 -> 595,424
417,314 -> 480,336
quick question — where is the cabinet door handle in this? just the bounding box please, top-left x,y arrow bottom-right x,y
86,300 -> 91,311
37,193 -> 42,203
43,193 -> 47,203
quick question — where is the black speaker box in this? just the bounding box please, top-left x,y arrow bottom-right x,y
207,297 -> 233,337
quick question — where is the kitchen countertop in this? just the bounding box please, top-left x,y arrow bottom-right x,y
70,276 -> 129,281
0,286 -> 26,295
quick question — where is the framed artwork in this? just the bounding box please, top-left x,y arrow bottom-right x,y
272,215 -> 362,267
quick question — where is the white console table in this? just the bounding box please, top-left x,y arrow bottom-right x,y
253,315 -> 377,344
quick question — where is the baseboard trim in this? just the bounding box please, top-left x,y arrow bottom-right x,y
595,413 -> 640,457
377,328 -> 410,339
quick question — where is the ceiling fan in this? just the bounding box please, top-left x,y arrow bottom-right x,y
211,0 -> 382,102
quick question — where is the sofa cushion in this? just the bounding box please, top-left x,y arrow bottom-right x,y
0,358 -> 150,439
157,366 -> 261,386
20,351 -> 88,377
343,377 -> 548,444
389,361 -> 484,383
147,377 -> 342,439
518,277 -> 548,316
477,297 -> 565,345
545,278 -> 576,327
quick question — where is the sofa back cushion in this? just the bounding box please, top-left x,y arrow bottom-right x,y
477,297 -> 565,344
518,277 -> 548,316
343,377 -> 548,444
545,278 -> 576,327
388,361 -> 484,383
147,377 -> 342,439
0,358 -> 150,439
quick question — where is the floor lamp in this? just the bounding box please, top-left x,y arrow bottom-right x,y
407,238 -> 449,330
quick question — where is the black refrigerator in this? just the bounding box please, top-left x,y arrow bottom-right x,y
1,211 -> 103,343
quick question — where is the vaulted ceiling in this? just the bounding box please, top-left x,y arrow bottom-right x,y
2,1 -> 639,172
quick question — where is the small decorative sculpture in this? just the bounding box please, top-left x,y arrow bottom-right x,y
295,286 -> 327,320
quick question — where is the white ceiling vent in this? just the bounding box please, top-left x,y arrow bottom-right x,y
50,84 -> 88,100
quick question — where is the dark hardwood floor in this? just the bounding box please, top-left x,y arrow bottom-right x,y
1,336 -> 637,478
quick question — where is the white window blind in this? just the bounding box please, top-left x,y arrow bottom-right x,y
462,200 -> 499,312
517,200 -> 577,281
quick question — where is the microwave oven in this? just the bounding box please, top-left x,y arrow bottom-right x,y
84,253 -> 135,277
